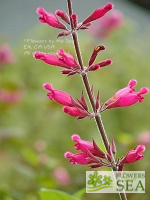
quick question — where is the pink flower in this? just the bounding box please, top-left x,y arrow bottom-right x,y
43,83 -> 74,106
53,166 -> 71,185
64,152 -> 89,164
63,106 -> 89,118
82,3 -> 113,25
88,10 -> 124,38
36,8 -> 67,30
137,131 -> 150,146
55,10 -> 70,25
64,135 -> 107,167
0,89 -> 22,103
57,49 -> 79,69
43,84 -> 90,119
72,134 -> 93,153
33,49 -> 79,70
0,44 -> 16,66
117,145 -> 146,171
104,79 -> 149,109
124,145 -> 146,164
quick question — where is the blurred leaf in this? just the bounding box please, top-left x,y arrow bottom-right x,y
39,188 -> 80,200
21,148 -> 38,166
117,132 -> 133,145
73,188 -> 86,199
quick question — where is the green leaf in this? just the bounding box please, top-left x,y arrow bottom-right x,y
39,188 -> 80,200
73,188 -> 86,199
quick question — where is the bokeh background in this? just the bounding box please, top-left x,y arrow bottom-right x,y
0,0 -> 150,200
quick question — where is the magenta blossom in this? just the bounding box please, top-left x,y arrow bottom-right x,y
43,83 -> 74,106
55,10 -> 70,25
88,10 -> 124,38
64,134 -> 93,165
82,3 -> 113,25
63,106 -> 89,118
36,8 -> 67,30
124,145 -> 146,164
0,44 -> 16,66
53,166 -> 71,185
0,89 -> 22,103
118,145 -> 146,171
104,79 -> 149,109
34,50 -> 79,71
137,131 -> 150,146
64,135 -> 108,168
64,152 -> 89,164
43,84 -> 90,119
72,134 -> 93,153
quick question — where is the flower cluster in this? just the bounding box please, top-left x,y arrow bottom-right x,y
34,1 -> 149,174
43,83 -> 90,119
34,45 -> 112,76
64,135 -> 146,170
36,3 -> 114,37
64,134 -> 112,168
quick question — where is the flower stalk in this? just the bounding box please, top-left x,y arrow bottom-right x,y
67,0 -> 127,199
34,0 -> 148,199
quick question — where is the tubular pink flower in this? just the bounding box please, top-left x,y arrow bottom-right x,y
0,44 -> 16,66
36,8 -> 67,30
105,79 -> 149,109
53,166 -> 71,185
43,83 -> 74,106
57,49 -> 79,69
55,10 -> 70,24
124,145 -> 146,163
64,152 -> 89,164
0,89 -> 22,103
34,51 -> 68,68
98,10 -> 124,37
33,50 -> 79,69
72,134 -> 93,153
88,10 -> 124,38
82,3 -> 114,25
63,106 -> 89,118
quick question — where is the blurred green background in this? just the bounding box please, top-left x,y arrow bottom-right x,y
0,0 -> 150,200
